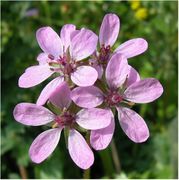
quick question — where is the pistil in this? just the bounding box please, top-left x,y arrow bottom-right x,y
48,54 -> 76,75
105,91 -> 123,107
55,111 -> 76,127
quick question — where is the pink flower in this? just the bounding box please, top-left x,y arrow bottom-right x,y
18,24 -> 98,88
71,53 -> 163,150
91,13 -> 148,79
13,82 -> 112,169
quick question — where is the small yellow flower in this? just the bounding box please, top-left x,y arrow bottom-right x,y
60,4 -> 69,13
135,8 -> 148,20
130,0 -> 141,10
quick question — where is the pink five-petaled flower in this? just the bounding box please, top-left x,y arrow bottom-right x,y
71,53 -> 163,150
91,13 -> 148,79
13,82 -> 112,169
18,24 -> 98,89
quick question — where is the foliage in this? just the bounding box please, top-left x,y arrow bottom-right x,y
1,1 -> 178,179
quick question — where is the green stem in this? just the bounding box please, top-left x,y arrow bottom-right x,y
83,131 -> 91,179
110,139 -> 121,174
95,79 -> 108,93
47,101 -> 61,115
109,110 -> 121,174
99,147 -> 114,178
64,128 -> 69,149
83,168 -> 90,179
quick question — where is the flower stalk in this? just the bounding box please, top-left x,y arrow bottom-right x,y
83,168 -> 90,179
83,131 -> 91,179
110,139 -> 121,174
99,148 -> 115,178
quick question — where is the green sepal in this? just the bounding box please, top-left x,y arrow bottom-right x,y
64,127 -> 69,149
74,123 -> 87,133
47,101 -> 62,115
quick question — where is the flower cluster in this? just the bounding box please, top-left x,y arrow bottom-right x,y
13,13 -> 163,170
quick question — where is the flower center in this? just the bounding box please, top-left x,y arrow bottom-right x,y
98,45 -> 111,65
105,91 -> 123,106
60,60 -> 76,75
48,54 -> 76,75
55,111 -> 76,127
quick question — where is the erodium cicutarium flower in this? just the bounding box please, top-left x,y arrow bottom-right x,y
18,25 -> 98,88
71,53 -> 163,150
14,13 -> 164,171
90,13 -> 148,79
13,82 -> 112,169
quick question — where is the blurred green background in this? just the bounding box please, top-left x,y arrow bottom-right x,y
1,1 -> 178,179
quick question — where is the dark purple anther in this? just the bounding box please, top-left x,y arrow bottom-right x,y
99,44 -> 111,64
48,54 -> 55,60
58,55 -> 69,66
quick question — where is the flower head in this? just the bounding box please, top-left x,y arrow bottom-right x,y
71,53 -> 163,150
90,13 -> 148,79
13,82 -> 111,169
18,25 -> 98,88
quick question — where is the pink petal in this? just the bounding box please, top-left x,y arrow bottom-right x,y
36,76 -> 64,106
49,81 -> 71,109
70,30 -> 80,40
95,64 -> 104,79
37,53 -> 49,65
115,38 -> 148,58
18,65 -> 53,88
106,53 -> 129,90
29,128 -> 62,163
70,29 -> 98,61
71,66 -> 98,87
68,129 -> 94,169
13,103 -> 55,126
71,86 -> 104,108
91,62 -> 104,79
99,13 -> 120,47
90,111 -> 115,150
76,108 -> 111,130
36,26 -> 63,57
124,78 -> 164,103
126,65 -> 140,87
60,24 -> 76,52
117,107 -> 149,143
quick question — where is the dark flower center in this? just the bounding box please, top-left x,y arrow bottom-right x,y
98,45 -> 111,65
55,111 -> 76,127
48,54 -> 76,75
105,91 -> 123,106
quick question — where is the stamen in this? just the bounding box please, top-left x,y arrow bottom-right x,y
49,62 -> 59,66
58,56 -> 67,66
48,54 -> 76,76
98,44 -> 111,64
52,122 -> 58,128
122,101 -> 135,107
63,63 -> 76,75
55,111 -> 76,127
48,54 -> 55,60
50,67 -> 55,71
